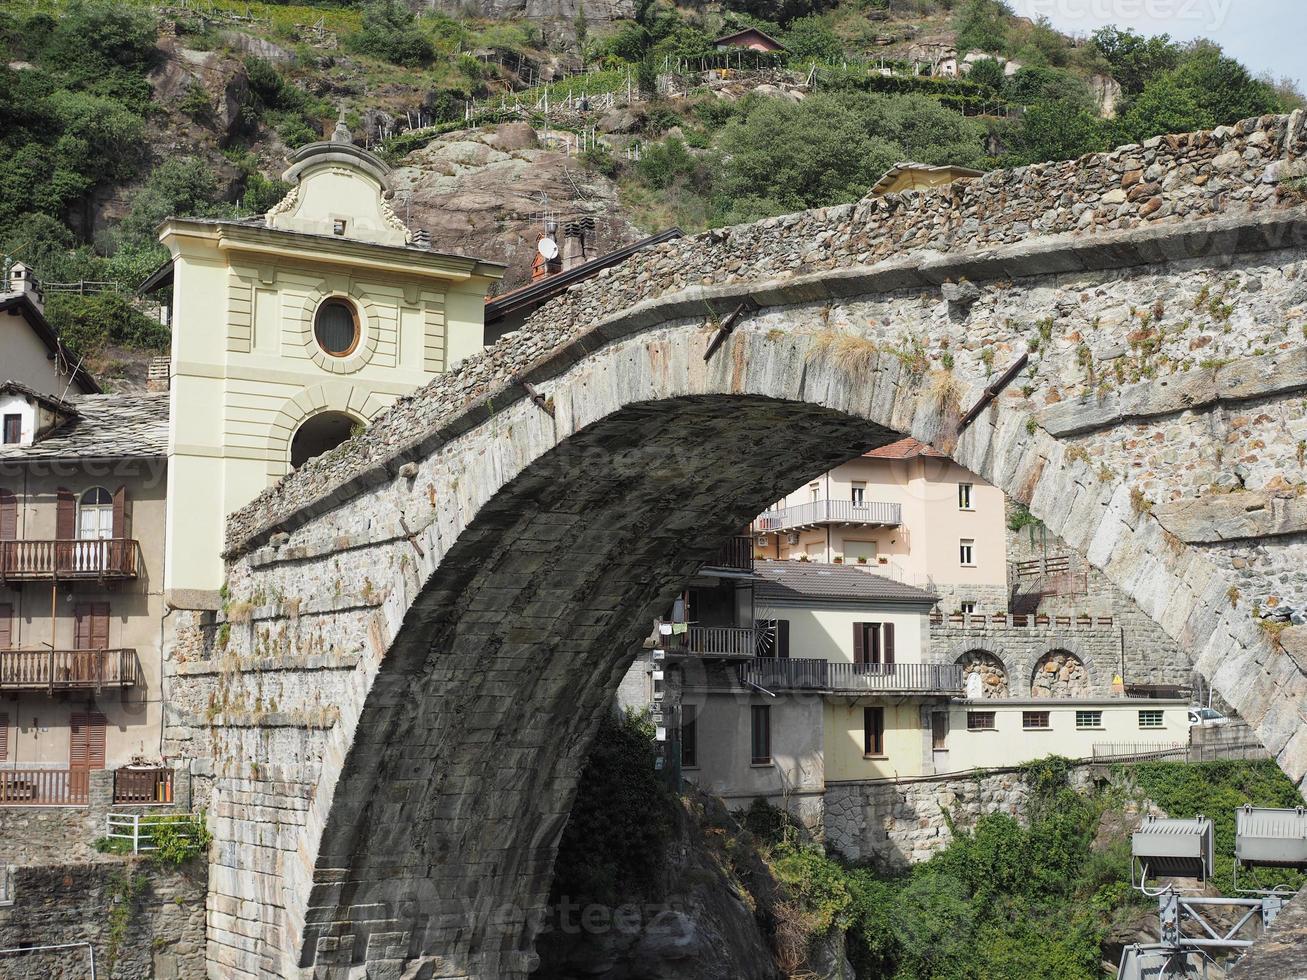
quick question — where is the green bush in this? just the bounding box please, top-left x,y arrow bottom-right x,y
783,15 -> 842,62
345,0 -> 435,67
636,136 -> 701,190
147,813 -> 212,865
46,291 -> 170,355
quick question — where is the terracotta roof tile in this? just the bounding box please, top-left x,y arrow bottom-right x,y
862,436 -> 946,460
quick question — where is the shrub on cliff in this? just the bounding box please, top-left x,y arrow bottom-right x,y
346,0 -> 435,67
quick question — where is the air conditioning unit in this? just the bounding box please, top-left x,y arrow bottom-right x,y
755,534 -> 768,547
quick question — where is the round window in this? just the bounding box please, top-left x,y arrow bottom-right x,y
314,299 -> 360,357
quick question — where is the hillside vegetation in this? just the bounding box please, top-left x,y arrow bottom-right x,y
545,717 -> 1305,979
0,0 -> 1300,381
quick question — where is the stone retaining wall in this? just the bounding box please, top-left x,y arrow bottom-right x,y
0,862 -> 206,979
824,765 -> 1101,867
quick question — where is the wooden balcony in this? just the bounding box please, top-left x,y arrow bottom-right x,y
113,767 -> 175,804
0,649 -> 139,692
753,498 -> 901,534
0,539 -> 140,582
0,768 -> 88,805
666,625 -> 757,660
739,657 -> 964,695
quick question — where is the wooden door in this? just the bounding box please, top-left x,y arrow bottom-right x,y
69,711 -> 107,802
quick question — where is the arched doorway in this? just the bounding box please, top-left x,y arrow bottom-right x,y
1030,650 -> 1088,698
957,650 -> 1008,698
290,412 -> 359,469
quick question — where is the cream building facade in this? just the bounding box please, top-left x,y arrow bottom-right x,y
158,124 -> 504,602
754,437 -> 1008,608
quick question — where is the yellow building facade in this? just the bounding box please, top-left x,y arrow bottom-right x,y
158,125 -> 504,603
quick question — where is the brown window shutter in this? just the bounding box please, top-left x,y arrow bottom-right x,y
883,622 -> 895,665
777,620 -> 789,659
70,712 -> 107,770
112,486 -> 129,539
0,602 -> 11,649
56,488 -> 75,539
75,605 -> 91,649
0,713 -> 8,761
853,623 -> 864,664
75,604 -> 110,649
0,489 -> 15,540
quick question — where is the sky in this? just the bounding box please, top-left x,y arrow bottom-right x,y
1008,0 -> 1306,89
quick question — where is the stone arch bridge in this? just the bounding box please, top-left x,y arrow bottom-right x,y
167,113 -> 1307,978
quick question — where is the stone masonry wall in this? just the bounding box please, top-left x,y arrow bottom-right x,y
824,766 -> 1101,868
0,769 -> 194,866
222,112 -> 1307,554
931,620 -> 1120,696
0,862 -> 206,979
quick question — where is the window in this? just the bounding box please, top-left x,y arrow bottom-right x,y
78,487 -> 114,540
959,539 -> 975,566
863,706 -> 885,756
1023,711 -> 1050,730
931,713 -> 947,750
854,622 -> 894,666
967,711 -> 996,731
851,482 -> 866,505
0,712 -> 7,761
2,415 -> 20,445
1076,710 -> 1104,729
958,482 -> 973,509
960,601 -> 977,615
1139,710 -> 1164,729
750,705 -> 771,764
332,219 -> 347,236
313,298 -> 360,357
809,483 -> 820,503
681,705 -> 698,768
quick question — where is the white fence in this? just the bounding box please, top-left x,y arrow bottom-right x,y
104,812 -> 195,854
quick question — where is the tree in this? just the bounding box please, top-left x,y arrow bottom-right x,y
1007,99 -> 1104,164
783,15 -> 842,62
954,0 -> 1011,55
967,56 -> 1005,92
1114,73 -> 1208,144
1089,25 -> 1180,95
113,158 -> 228,253
1171,41 -> 1283,126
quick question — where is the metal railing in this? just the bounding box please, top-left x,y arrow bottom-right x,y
104,812 -> 195,854
0,768 -> 86,806
706,535 -> 754,573
1092,742 -> 1189,762
930,611 -> 1114,629
0,649 -> 139,691
668,625 -> 757,659
739,657 -> 964,694
753,498 -> 901,533
112,768 -> 174,805
0,539 -> 139,581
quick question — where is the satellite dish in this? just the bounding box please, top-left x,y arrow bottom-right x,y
537,236 -> 559,260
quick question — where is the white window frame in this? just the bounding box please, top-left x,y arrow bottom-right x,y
959,601 -> 977,615
1138,710 -> 1164,729
1075,710 -> 1104,730
850,482 -> 866,505
958,482 -> 973,510
959,539 -> 975,567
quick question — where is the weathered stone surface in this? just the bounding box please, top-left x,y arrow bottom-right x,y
1154,491 -> 1307,544
173,113 -> 1307,979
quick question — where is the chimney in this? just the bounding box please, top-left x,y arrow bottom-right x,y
561,217 -> 595,271
5,262 -> 43,312
147,356 -> 171,392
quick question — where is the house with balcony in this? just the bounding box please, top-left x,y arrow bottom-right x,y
0,380 -> 170,806
752,437 -> 1009,614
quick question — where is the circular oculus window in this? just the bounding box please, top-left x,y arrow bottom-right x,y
314,298 -> 360,357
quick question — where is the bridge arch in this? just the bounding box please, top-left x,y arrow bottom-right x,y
186,125 -> 1307,977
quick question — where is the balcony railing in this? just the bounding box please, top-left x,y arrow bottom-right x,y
0,649 -> 139,692
667,625 -> 757,659
705,535 -> 754,573
753,498 -> 901,534
0,539 -> 139,581
739,657 -> 964,695
113,767 -> 175,805
0,768 -> 88,806
930,611 -> 1114,629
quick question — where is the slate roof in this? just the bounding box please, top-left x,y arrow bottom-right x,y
0,391 -> 170,460
0,380 -> 80,416
754,561 -> 937,605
